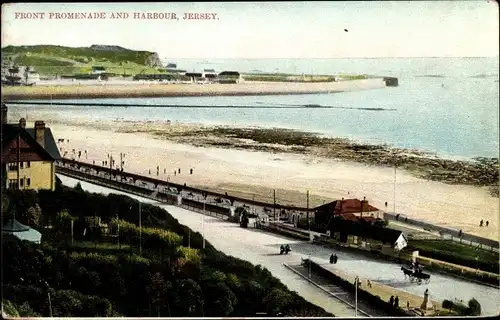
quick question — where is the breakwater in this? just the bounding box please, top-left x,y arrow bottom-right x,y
1,79 -> 387,100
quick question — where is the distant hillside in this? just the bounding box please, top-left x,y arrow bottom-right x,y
1,45 -> 163,76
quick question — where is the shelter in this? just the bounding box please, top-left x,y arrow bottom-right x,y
217,71 -> 241,84
327,218 -> 407,251
2,218 -> 42,244
184,72 -> 203,83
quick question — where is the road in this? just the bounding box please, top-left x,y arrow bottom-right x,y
58,174 -> 500,316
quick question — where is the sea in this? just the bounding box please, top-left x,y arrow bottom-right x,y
12,57 -> 500,160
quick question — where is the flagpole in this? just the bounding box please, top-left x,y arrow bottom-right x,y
202,198 -> 206,249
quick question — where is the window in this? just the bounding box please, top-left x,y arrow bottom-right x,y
8,163 -> 18,171
27,178 -> 31,186
27,161 -> 31,168
20,179 -> 24,187
20,162 -> 24,169
8,179 -> 18,189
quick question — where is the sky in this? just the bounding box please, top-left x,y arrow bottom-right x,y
1,1 -> 499,58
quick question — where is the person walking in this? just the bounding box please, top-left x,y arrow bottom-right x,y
480,219 -> 484,227
486,220 -> 489,227
389,295 -> 394,306
190,168 -> 193,175
394,296 -> 399,308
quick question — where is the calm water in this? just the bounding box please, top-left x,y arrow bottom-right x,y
13,58 -> 500,159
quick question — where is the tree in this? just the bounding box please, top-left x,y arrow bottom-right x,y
146,272 -> 171,316
203,282 -> 237,316
262,288 -> 293,316
1,193 -> 10,215
26,204 -> 42,228
467,298 -> 481,316
171,279 -> 203,316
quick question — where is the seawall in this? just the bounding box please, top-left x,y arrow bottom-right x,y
302,258 -> 439,317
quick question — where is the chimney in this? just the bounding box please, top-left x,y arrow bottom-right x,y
34,121 -> 46,148
19,118 -> 26,129
1,103 -> 7,125
361,196 -> 368,212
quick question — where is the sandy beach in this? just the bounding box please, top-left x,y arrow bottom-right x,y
16,110 -> 497,240
0,78 -> 386,100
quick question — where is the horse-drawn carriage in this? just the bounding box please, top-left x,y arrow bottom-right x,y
401,265 -> 431,284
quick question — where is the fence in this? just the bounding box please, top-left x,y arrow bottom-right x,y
56,166 -> 231,221
385,213 -> 499,251
57,159 -> 316,213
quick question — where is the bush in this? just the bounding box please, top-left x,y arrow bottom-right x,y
1,185 -> 333,317
468,298 -> 481,316
442,299 -> 454,310
441,298 -> 481,316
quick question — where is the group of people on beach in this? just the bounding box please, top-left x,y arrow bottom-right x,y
479,219 -> 489,227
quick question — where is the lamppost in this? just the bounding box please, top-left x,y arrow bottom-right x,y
202,192 -> 207,249
392,151 -> 397,215
308,255 -> 312,279
139,202 -> 142,256
42,280 -> 53,317
354,276 -> 359,317
120,152 -> 125,171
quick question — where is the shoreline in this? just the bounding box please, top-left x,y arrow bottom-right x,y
96,118 -> 498,192
1,79 -> 386,100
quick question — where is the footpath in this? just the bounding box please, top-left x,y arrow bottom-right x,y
305,258 -> 441,317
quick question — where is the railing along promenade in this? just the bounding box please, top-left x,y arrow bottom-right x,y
56,158 -> 315,213
384,213 -> 499,251
56,158 -> 499,251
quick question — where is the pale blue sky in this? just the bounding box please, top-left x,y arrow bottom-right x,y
1,1 -> 498,58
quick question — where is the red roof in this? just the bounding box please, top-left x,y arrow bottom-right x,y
334,198 -> 379,214
339,213 -> 359,222
338,213 -> 378,224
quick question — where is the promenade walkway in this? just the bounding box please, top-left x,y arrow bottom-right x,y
310,258 -> 442,316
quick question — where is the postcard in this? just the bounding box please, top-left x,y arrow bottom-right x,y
1,1 -> 499,318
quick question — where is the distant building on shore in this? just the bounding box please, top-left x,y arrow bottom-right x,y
184,72 -> 203,83
1,104 -> 61,191
217,71 -> 242,84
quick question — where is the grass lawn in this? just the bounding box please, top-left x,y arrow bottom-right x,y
407,239 -> 499,273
